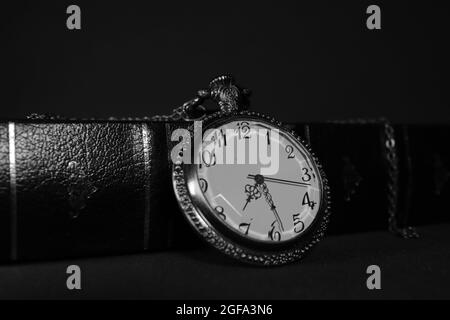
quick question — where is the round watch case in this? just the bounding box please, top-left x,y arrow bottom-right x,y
172,110 -> 331,266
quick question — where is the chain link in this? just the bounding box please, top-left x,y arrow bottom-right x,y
330,118 -> 419,239
383,121 -> 419,239
151,75 -> 249,122
27,76 -> 248,122
150,100 -> 196,122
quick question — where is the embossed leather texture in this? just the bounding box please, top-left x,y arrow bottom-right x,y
0,120 -> 449,262
0,124 -> 10,260
0,121 -> 199,262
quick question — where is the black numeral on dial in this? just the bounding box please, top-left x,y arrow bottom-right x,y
212,129 -> 226,147
285,145 -> 295,159
302,192 -> 316,209
199,178 -> 208,192
301,168 -> 312,182
202,150 -> 216,167
236,122 -> 251,139
268,221 -> 281,241
293,213 -> 305,233
215,206 -> 226,220
239,222 -> 251,235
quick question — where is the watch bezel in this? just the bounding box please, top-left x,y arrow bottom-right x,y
171,110 -> 331,266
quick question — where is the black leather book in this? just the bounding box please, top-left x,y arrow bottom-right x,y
0,120 -> 448,262
395,124 -> 450,227
0,120 -> 200,262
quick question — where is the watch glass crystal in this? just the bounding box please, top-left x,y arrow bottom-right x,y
195,119 -> 322,243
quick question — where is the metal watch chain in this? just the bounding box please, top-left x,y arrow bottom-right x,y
331,118 -> 419,239
383,121 -> 419,239
151,75 -> 250,122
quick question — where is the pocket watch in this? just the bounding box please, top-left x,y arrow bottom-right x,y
167,76 -> 331,266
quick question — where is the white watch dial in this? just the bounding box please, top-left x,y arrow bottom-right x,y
196,119 -> 322,243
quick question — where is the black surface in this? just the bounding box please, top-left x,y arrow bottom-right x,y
1,223 -> 449,299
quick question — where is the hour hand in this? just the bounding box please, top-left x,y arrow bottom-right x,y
243,184 -> 261,211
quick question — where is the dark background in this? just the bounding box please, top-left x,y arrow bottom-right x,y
1,1 -> 450,300
1,0 -> 449,122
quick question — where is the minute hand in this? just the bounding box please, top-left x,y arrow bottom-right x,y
248,175 -> 311,187
257,183 -> 284,232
